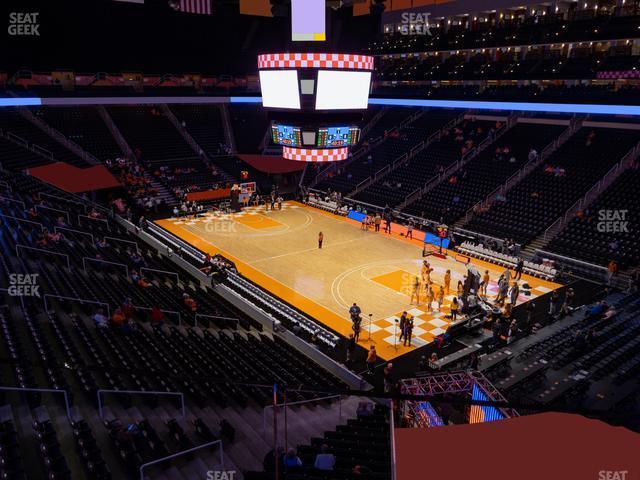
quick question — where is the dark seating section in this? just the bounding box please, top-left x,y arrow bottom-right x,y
466,128 -> 639,245
546,167 -> 640,268
32,107 -> 122,161
107,106 -> 196,162
0,108 -> 86,167
353,116 -> 488,207
229,104 -> 269,153
405,122 -> 565,224
316,108 -> 451,194
0,171 -> 248,327
0,134 -> 47,171
245,404 -> 391,480
169,104 -> 228,156
369,11 -> 640,55
493,293 -> 640,408
0,413 -> 26,479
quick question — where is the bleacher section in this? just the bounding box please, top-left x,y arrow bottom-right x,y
32,107 -> 122,161
107,106 -> 196,162
465,128 -> 639,245
546,167 -> 640,268
352,115 -> 484,207
485,292 -> 640,411
0,108 -> 86,167
404,122 -> 566,224
229,104 -> 269,153
169,105 -> 228,156
0,169 -> 358,478
246,404 -> 391,480
316,108 -> 430,194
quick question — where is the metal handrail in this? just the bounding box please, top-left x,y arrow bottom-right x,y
0,386 -> 71,419
82,257 -> 129,276
16,244 -> 70,269
43,294 -> 111,317
263,394 -> 342,436
139,440 -> 223,480
0,195 -> 25,208
140,267 -> 179,281
78,214 -> 110,230
194,313 -> 239,329
54,226 -> 94,243
97,389 -> 186,418
0,213 -> 45,231
132,305 -> 182,326
39,192 -> 87,212
35,204 -> 71,222
104,236 -> 140,252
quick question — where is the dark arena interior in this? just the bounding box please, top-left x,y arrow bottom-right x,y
0,0 -> 639,479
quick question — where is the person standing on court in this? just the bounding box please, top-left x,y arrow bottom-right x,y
444,269 -> 451,294
403,316 -> 414,346
318,231 -> 324,249
366,346 -> 377,374
349,303 -> 361,322
352,315 -> 361,342
398,311 -> 408,343
410,276 -> 421,305
374,214 -> 381,232
407,221 -> 414,240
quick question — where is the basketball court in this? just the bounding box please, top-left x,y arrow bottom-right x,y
155,202 -> 561,360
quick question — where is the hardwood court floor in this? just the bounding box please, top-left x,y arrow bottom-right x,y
156,202 -> 561,361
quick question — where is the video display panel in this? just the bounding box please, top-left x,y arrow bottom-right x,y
316,126 -> 360,147
259,70 -> 301,109
291,0 -> 326,41
315,70 -> 372,110
271,124 -> 302,147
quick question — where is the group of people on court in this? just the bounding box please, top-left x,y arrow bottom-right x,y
250,191 -> 283,211
345,257 -> 528,353
360,212 -> 392,234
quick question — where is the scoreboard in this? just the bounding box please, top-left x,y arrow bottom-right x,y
316,126 -> 359,148
271,124 -> 302,147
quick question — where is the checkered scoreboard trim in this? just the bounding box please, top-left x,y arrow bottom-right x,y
597,70 -> 640,79
283,147 -> 349,162
258,53 -> 374,71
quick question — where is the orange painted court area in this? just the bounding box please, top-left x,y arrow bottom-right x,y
155,201 -> 561,360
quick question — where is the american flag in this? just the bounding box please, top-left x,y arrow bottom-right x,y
170,0 -> 213,15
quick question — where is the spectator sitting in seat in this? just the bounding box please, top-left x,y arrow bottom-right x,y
111,307 -> 125,327
183,293 -> 197,312
283,448 -> 302,470
93,309 -> 108,328
314,444 -> 336,471
151,305 -> 164,328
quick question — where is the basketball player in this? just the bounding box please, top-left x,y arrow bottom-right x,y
481,270 -> 490,297
384,217 -> 392,234
407,221 -> 414,240
421,260 -> 433,284
425,286 -> 434,313
277,195 -> 283,210
410,276 -> 421,305
318,231 -> 324,249
444,270 -> 451,294
436,285 -> 445,311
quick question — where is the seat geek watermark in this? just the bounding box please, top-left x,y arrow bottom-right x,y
206,471 -> 236,480
597,209 -> 629,233
8,274 -> 40,297
400,12 -> 433,36
598,471 -> 628,480
8,12 -> 40,36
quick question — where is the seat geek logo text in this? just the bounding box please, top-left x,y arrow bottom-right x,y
8,12 -> 40,36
